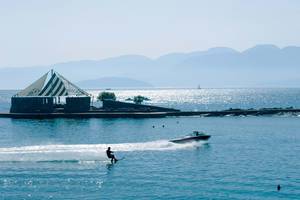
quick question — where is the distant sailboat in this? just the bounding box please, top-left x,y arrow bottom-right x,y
197,84 -> 201,89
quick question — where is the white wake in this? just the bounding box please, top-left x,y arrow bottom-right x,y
0,140 -> 204,162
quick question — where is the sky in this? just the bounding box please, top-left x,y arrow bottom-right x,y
0,0 -> 300,68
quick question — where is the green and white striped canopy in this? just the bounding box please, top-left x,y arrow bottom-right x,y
16,70 -> 89,97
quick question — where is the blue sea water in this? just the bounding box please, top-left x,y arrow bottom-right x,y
0,89 -> 299,199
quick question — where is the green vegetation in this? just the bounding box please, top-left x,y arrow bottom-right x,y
133,95 -> 150,104
97,91 -> 116,101
125,98 -> 133,101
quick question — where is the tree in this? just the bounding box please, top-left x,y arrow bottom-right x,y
97,91 -> 116,101
133,95 -> 150,104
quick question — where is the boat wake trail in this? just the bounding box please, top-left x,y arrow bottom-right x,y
0,140 -> 204,162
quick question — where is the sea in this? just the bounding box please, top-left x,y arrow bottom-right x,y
0,88 -> 299,200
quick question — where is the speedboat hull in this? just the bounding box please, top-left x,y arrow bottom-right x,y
170,135 -> 211,143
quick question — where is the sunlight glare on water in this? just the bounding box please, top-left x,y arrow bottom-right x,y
88,88 -> 300,111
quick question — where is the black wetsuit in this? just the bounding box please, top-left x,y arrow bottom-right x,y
106,149 -> 117,163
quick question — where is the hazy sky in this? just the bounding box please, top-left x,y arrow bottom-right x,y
1,0 -> 300,67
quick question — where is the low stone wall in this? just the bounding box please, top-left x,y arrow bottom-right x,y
102,100 -> 179,112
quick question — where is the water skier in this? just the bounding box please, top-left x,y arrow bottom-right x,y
106,147 -> 118,163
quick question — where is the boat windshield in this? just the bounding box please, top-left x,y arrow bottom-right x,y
190,131 -> 205,136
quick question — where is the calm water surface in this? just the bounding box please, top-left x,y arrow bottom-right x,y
0,89 -> 299,199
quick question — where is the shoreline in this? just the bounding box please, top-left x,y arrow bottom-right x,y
1,108 -> 299,119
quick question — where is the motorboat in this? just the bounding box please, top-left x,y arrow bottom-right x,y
169,131 -> 211,143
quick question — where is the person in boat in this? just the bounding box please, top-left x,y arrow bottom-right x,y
193,131 -> 200,136
106,147 -> 118,163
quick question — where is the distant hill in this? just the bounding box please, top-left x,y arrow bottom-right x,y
1,44 -> 300,89
76,77 -> 153,89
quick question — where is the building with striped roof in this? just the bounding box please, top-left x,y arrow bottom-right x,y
10,70 -> 91,113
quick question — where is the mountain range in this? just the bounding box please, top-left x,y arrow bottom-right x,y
1,44 -> 300,89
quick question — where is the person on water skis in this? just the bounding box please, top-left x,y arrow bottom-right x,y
106,147 -> 118,163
